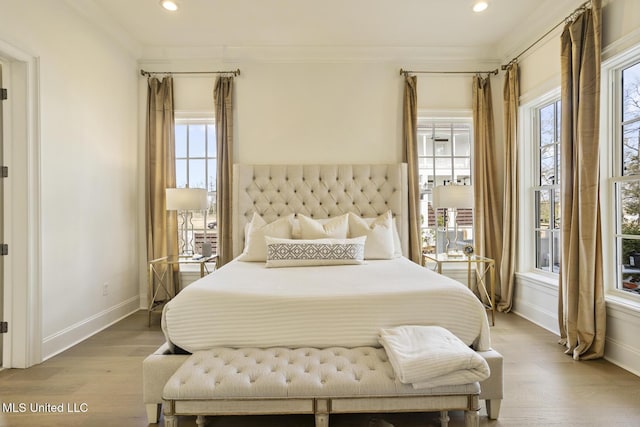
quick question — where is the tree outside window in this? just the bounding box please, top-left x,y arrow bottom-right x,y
617,61 -> 640,294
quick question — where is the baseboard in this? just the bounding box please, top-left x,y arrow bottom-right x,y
514,273 -> 640,378
604,336 -> 640,377
42,296 -> 140,361
604,300 -> 640,377
513,273 -> 560,335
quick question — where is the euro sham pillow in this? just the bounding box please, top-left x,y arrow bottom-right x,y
348,211 -> 395,259
237,213 -> 294,262
265,236 -> 366,268
298,213 -> 349,239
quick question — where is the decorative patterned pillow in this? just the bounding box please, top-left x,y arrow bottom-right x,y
237,213 -> 294,262
265,236 -> 366,268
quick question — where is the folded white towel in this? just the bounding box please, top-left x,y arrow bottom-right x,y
378,325 -> 490,389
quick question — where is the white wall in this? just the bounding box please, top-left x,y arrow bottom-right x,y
0,0 -> 140,363
143,62 -> 488,164
513,0 -> 640,376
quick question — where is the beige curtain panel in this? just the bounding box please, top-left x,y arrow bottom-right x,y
214,76 -> 234,267
402,75 -> 422,264
145,77 -> 179,296
472,75 -> 503,300
558,0 -> 606,361
498,63 -> 520,313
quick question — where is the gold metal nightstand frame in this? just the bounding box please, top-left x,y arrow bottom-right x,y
423,253 -> 496,326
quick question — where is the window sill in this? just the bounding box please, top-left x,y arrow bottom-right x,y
515,271 -> 558,289
605,291 -> 640,315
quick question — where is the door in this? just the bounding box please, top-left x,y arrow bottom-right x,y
0,62 -> 5,367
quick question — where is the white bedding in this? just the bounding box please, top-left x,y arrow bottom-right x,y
379,325 -> 490,388
161,257 -> 491,353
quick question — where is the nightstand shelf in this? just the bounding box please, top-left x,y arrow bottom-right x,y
147,254 -> 217,326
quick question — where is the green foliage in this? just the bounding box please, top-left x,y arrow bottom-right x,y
621,221 -> 640,264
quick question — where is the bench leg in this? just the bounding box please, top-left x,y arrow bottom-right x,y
164,414 -> 178,427
146,403 -> 161,424
465,409 -> 479,427
486,399 -> 501,419
315,413 -> 329,427
196,415 -> 206,426
439,410 -> 449,427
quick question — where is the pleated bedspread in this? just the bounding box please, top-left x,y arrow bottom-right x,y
162,257 -> 491,353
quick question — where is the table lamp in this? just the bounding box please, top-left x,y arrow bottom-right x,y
166,188 -> 208,255
432,184 -> 473,256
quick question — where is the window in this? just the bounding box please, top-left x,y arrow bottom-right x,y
174,119 -> 217,252
417,119 -> 473,254
534,100 -> 561,273
613,60 -> 640,296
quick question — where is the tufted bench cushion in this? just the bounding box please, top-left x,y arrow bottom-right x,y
162,347 -> 480,427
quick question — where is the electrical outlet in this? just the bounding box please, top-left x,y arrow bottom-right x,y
102,283 -> 109,296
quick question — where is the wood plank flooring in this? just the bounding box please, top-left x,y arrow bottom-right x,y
1,310 -> 639,426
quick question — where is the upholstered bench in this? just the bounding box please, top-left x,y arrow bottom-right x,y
162,347 -> 481,427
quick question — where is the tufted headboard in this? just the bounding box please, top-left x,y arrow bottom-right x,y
232,164 -> 409,258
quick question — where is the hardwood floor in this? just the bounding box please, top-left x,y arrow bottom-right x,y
1,310 -> 639,427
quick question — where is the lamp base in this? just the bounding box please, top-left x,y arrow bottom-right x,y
201,242 -> 212,257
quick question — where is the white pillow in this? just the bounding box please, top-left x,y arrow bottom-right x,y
298,213 -> 349,239
359,215 -> 403,258
237,213 -> 294,262
391,219 -> 402,258
348,211 -> 395,259
265,236 -> 366,268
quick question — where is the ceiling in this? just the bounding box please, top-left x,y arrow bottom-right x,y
68,0 -> 587,63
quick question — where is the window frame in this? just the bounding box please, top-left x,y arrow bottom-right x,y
416,115 -> 474,254
602,43 -> 640,302
173,112 -> 218,251
174,115 -> 217,192
533,99 -> 562,274
518,88 -> 562,280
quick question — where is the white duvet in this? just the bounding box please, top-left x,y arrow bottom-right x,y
162,257 -> 491,353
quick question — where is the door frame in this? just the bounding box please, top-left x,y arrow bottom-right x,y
0,40 -> 41,369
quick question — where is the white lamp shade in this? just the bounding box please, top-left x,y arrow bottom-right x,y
432,184 -> 473,208
166,188 -> 208,210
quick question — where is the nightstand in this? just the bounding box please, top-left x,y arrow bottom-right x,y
423,252 -> 495,326
147,254 -> 217,326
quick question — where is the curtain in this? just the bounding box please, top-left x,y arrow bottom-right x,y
472,75 -> 503,300
214,76 -> 234,267
498,63 -> 520,313
402,75 -> 422,264
558,0 -> 606,361
145,77 -> 178,296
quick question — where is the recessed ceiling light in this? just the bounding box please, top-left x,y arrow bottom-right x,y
160,0 -> 179,11
473,1 -> 488,12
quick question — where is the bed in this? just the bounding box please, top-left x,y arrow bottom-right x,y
143,163 -> 503,423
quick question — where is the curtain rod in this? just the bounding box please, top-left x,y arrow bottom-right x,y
140,69 -> 241,77
400,68 -> 498,76
501,0 -> 591,70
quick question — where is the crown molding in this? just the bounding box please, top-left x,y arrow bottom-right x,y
138,44 -> 503,66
